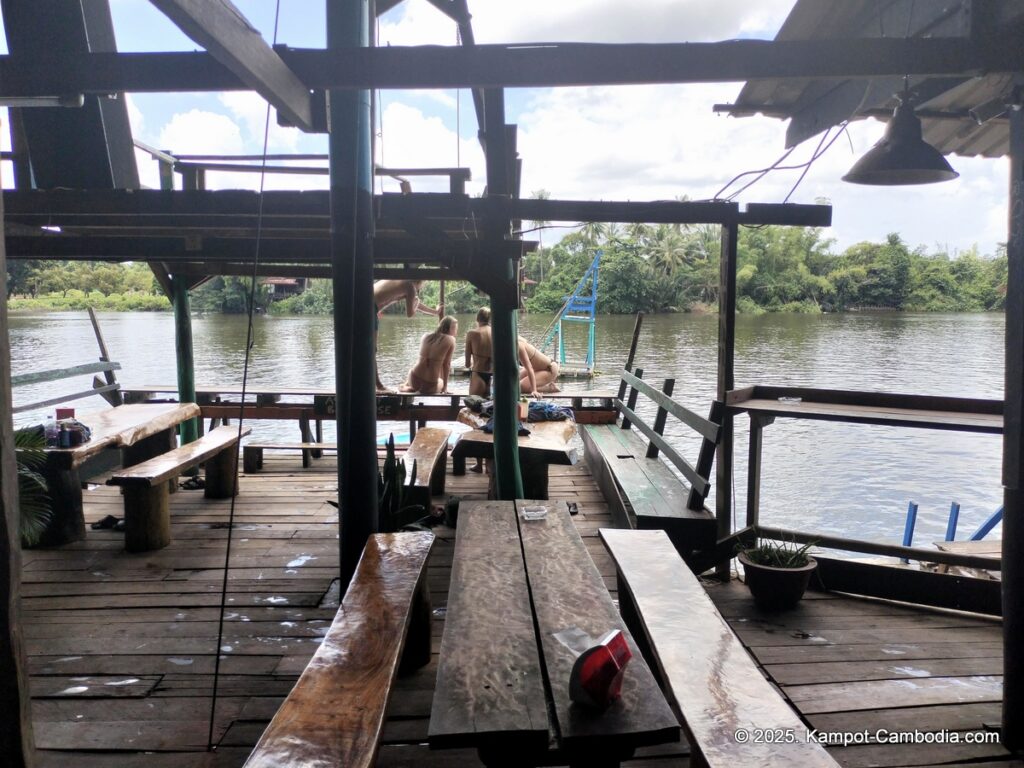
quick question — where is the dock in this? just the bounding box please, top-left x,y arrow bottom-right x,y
19,452 -> 1016,767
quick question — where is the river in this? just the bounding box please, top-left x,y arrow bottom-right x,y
8,309 -> 1005,548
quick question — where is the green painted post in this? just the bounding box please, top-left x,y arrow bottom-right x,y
172,275 -> 198,445
329,0 -> 378,590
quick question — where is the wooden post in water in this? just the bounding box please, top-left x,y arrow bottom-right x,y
0,143 -> 36,768
329,0 -> 378,591
715,221 -> 738,581
1002,84 -> 1024,752
617,312 -> 644,404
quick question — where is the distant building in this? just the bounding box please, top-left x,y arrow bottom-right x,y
261,277 -> 309,299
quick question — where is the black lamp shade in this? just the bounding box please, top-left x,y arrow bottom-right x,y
843,102 -> 959,185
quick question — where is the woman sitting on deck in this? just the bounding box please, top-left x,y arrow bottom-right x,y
400,316 -> 458,394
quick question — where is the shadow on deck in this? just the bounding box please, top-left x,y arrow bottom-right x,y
19,453 -> 1017,767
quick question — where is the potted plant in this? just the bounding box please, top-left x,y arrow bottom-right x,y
377,434 -> 424,533
14,427 -> 52,547
737,535 -> 818,610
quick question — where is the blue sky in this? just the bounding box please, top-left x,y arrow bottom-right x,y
1,1 -> 1011,255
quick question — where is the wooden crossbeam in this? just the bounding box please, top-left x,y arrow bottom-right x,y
148,0 -> 315,132
1,38 -> 1021,96
2,190 -> 831,228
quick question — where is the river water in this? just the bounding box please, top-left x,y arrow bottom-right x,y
9,310 -> 1005,547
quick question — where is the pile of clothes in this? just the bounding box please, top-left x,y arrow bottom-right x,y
463,396 -> 574,435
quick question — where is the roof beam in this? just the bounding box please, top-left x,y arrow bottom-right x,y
2,189 -> 832,227
147,0 -> 315,131
2,37 -> 1022,96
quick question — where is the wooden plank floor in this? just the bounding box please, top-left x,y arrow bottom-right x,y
20,450 -> 1018,767
707,578 -> 1020,767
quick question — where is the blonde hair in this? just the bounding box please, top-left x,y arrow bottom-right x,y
428,315 -> 458,342
476,307 -> 491,325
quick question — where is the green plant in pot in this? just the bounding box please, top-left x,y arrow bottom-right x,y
378,434 -> 424,533
737,534 -> 818,610
13,427 -> 52,547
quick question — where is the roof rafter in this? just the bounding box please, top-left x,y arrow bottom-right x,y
148,0 -> 316,131
2,37 -> 1020,96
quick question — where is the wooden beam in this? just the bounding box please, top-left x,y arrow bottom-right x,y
0,133 -> 35,768
2,37 -> 1023,95
148,0 -> 315,132
2,189 -> 832,228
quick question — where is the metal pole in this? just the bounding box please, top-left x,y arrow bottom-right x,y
1002,85 -> 1024,752
328,0 -> 377,591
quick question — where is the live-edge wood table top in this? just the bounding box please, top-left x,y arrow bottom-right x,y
43,402 -> 201,469
429,500 -> 679,764
453,408 -> 578,465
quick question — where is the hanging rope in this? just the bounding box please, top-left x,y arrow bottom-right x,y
207,0 -> 282,752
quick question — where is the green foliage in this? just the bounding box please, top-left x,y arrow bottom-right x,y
739,535 -> 815,568
270,279 -> 334,315
13,428 -> 51,547
9,291 -> 171,312
191,276 -> 270,314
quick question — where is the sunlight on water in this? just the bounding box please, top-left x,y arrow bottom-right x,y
8,309 -> 1005,547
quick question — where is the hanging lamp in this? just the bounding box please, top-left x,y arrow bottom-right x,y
842,97 -> 958,185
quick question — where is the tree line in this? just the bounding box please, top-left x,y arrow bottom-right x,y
6,225 -> 1007,316
523,224 -> 1007,315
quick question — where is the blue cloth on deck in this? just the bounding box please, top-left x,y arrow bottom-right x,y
527,401 -> 574,422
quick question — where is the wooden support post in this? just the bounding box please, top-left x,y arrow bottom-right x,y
483,87 -> 524,500
398,566 -> 432,675
646,378 -> 675,459
171,276 -> 198,447
0,154 -> 35,767
329,0 -> 377,592
205,444 -> 240,499
299,415 -> 313,468
621,368 -> 643,431
36,462 -> 85,546
746,414 -> 774,529
617,313 -> 644,403
1003,84 -> 1024,752
124,484 -> 170,553
715,222 -> 738,580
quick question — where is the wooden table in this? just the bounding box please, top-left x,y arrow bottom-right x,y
429,500 -> 679,767
38,403 -> 201,546
451,408 -> 577,499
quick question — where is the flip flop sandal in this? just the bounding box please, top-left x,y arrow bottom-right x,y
180,476 -> 205,490
91,514 -> 119,530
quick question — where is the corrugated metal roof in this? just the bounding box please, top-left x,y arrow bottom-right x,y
726,0 -> 1024,158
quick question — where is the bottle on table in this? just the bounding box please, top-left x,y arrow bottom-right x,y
44,416 -> 58,447
58,424 -> 71,449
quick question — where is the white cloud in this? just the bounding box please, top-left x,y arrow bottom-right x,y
381,0 -> 794,44
219,92 -> 301,152
158,109 -> 245,156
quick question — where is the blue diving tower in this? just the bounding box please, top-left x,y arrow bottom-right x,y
540,250 -> 600,377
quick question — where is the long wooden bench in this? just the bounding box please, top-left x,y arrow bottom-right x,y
601,529 -> 840,768
244,531 -> 434,768
583,367 -> 720,557
107,425 -> 250,552
243,427 -> 451,506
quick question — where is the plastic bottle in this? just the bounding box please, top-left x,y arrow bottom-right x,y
44,416 -> 58,447
58,424 -> 71,449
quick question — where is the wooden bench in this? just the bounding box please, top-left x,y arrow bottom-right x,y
430,500 -> 679,766
582,367 -> 721,558
601,528 -> 840,768
107,425 -> 250,552
244,531 -> 434,768
242,427 -> 451,505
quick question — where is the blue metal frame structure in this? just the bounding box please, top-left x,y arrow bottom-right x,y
540,250 -> 600,374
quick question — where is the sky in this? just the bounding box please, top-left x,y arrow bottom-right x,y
0,0 -> 1011,256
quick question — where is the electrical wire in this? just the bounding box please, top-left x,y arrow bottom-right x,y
207,0 -> 280,752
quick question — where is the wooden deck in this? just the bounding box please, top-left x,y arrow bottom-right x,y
19,451 -> 1019,767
